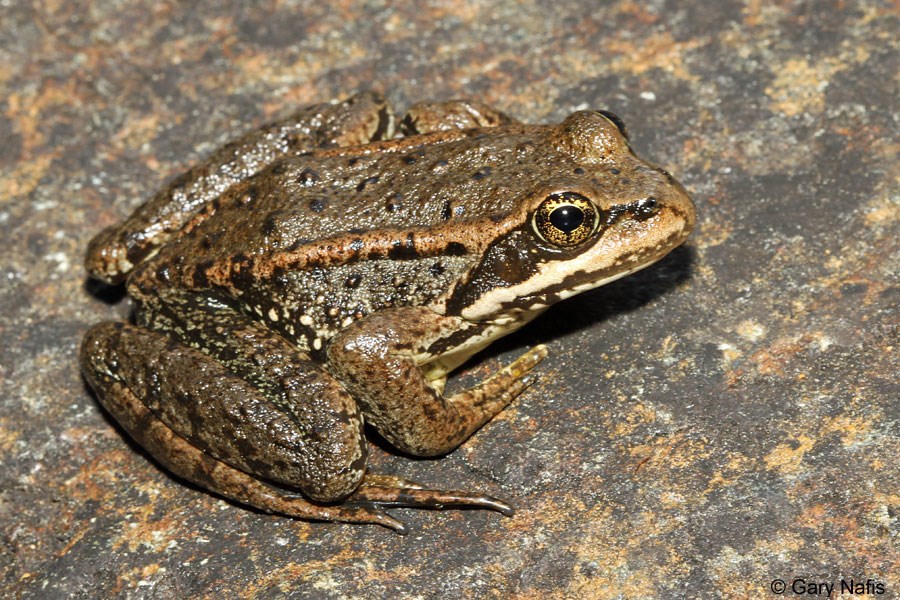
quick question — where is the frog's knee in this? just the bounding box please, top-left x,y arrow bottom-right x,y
300,458 -> 367,502
80,321 -> 128,375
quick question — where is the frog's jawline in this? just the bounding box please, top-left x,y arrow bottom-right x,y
421,254 -> 665,366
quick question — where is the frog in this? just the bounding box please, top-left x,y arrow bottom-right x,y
80,91 -> 695,533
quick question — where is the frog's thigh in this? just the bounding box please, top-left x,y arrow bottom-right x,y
327,307 -> 545,457
80,321 -> 366,502
400,99 -> 517,135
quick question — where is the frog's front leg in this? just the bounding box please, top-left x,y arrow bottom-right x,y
327,307 -> 547,457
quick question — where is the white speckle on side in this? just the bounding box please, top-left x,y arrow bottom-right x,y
313,338 -> 322,350
300,314 -> 313,326
268,308 -> 279,321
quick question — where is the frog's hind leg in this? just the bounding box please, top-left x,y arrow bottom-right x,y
80,336 -> 407,531
81,318 -> 512,533
80,318 -> 373,508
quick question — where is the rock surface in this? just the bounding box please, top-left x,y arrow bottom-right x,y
1,1 -> 897,598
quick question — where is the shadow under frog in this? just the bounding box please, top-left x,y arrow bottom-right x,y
80,91 -> 695,533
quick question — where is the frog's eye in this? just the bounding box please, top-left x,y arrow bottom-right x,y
533,192 -> 600,248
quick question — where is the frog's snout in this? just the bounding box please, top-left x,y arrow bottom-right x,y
651,169 -> 696,241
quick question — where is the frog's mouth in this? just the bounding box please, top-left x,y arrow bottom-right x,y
506,256 -> 666,313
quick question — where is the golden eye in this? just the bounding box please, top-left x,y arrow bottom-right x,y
533,192 -> 600,247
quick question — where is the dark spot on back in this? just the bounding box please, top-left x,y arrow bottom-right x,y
192,260 -> 213,287
445,242 -> 467,256
155,264 -> 171,283
402,155 -> 418,165
345,274 -> 362,288
309,198 -> 326,213
441,201 -> 452,221
261,213 -> 279,236
271,265 -> 288,287
574,167 -> 585,175
388,233 -> 418,259
385,192 -> 403,212
472,166 -> 492,180
356,175 -> 380,193
429,261 -> 445,276
298,168 -> 320,186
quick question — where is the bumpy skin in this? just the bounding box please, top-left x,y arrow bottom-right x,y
81,92 -> 695,532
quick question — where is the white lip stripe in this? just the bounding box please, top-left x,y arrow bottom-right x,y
458,213 -> 690,322
461,257 -> 658,321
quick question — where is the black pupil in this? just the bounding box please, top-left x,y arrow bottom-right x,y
549,205 -> 585,233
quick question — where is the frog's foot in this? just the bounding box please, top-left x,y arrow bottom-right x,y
343,473 -> 514,531
470,344 -> 549,408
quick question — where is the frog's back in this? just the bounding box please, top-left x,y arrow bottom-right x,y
130,124 -> 583,351
164,124 -> 570,260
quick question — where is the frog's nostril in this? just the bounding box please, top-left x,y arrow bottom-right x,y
633,197 -> 659,219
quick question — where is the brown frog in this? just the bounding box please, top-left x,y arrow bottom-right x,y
81,91 -> 695,533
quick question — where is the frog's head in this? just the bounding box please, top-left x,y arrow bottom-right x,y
446,110 -> 696,323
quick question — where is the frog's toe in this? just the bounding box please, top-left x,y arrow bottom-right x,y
345,475 -> 514,517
